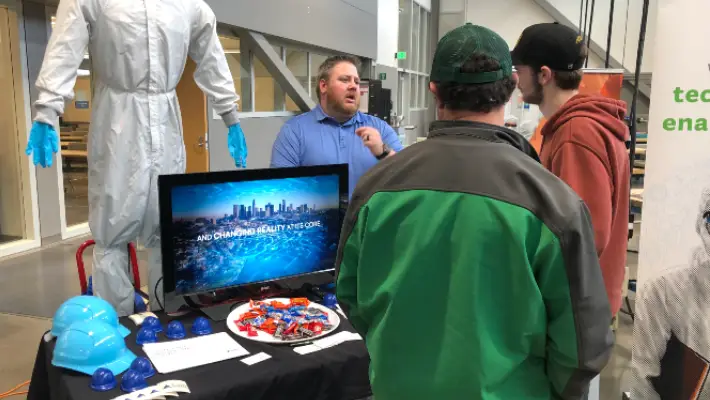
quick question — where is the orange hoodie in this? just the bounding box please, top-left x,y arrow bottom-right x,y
540,93 -> 630,316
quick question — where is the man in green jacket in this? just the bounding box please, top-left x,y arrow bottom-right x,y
335,24 -> 613,400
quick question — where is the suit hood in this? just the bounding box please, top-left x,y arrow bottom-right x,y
542,94 -> 629,142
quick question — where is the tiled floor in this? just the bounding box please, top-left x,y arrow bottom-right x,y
0,314 -> 52,399
0,236 -> 636,399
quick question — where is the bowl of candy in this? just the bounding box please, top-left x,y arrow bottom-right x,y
226,297 -> 340,344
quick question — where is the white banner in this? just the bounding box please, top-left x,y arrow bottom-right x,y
630,0 -> 710,398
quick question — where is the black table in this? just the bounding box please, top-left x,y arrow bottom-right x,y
27,311 -> 372,400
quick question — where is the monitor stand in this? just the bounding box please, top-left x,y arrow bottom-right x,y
186,283 -> 294,322
200,302 -> 239,322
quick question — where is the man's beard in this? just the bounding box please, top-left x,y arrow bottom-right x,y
327,94 -> 358,117
523,80 -> 544,105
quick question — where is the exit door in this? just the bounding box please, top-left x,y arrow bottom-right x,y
176,58 -> 209,173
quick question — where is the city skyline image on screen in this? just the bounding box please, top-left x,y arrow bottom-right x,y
170,175 -> 341,295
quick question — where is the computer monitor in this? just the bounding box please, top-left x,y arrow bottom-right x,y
159,164 -> 349,314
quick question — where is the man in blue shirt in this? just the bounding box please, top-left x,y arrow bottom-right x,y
270,55 -> 404,196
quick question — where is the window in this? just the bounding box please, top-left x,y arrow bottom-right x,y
0,7 -> 32,244
411,4 -> 420,74
420,76 -> 428,108
285,49 -> 307,111
220,36 -> 251,112
272,45 -> 283,60
310,53 -> 329,102
253,56 -> 280,112
409,74 -> 417,107
399,1 -> 431,111
50,13 -> 93,228
398,0 -> 412,70
218,35 -> 341,113
272,45 -> 285,111
419,8 -> 429,73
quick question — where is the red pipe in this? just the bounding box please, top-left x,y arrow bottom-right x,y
76,240 -> 142,294
75,239 -> 95,294
127,242 -> 141,290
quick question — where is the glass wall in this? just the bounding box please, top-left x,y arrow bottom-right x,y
51,14 -> 91,228
0,6 -> 30,246
220,33 -> 340,113
396,0 -> 432,132
221,36 -> 251,112
309,53 -> 329,103
399,1 -> 431,112
285,49 -> 307,111
253,56 -> 279,112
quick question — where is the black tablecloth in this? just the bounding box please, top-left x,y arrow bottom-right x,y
27,311 -> 372,400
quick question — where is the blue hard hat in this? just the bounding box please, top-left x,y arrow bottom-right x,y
323,293 -> 337,307
191,316 -> 212,336
134,293 -> 147,313
51,295 -> 131,338
130,357 -> 155,379
120,369 -> 148,393
136,327 -> 158,345
142,316 -> 163,333
165,320 -> 186,340
90,367 -> 117,392
52,320 -> 136,376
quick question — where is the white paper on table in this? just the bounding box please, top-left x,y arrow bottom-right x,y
111,387 -> 165,400
312,331 -> 362,349
142,333 -> 249,374
109,381 -> 190,400
293,332 -> 363,355
241,352 -> 271,365
293,344 -> 321,355
156,380 -> 191,394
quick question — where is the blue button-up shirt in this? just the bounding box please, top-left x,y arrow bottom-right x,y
270,106 -> 404,196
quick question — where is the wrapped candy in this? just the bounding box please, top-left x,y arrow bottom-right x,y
236,298 -> 334,341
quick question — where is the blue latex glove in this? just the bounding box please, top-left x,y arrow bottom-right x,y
25,121 -> 59,168
228,123 -> 248,168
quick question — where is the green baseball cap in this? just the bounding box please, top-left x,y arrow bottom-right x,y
430,23 -> 513,84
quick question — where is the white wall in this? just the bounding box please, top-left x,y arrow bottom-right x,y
440,0 -> 604,68
441,0 -> 654,73
377,0 -> 400,68
466,0 -> 555,47
537,0 -> 656,73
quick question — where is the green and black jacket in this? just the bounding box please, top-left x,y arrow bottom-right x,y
335,120 -> 614,400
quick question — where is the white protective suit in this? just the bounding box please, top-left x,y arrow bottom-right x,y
630,189 -> 710,399
35,0 -> 240,316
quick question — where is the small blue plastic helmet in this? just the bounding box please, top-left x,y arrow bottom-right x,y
90,368 -> 117,392
130,357 -> 156,379
120,369 -> 149,393
51,295 -> 131,338
52,320 -> 137,376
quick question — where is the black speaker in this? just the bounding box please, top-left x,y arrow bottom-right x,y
366,80 -> 393,126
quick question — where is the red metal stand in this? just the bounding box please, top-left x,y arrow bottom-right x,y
75,240 -> 142,295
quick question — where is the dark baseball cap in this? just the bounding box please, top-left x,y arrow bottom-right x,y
430,23 -> 512,84
510,23 -> 586,71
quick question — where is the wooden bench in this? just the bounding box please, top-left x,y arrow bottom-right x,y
61,150 -> 88,158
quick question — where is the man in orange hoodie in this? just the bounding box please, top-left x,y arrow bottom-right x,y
511,22 -> 631,319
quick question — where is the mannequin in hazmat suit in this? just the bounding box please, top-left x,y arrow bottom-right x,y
25,0 -> 247,316
630,189 -> 710,399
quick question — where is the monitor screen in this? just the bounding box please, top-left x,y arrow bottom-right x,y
159,165 -> 348,299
